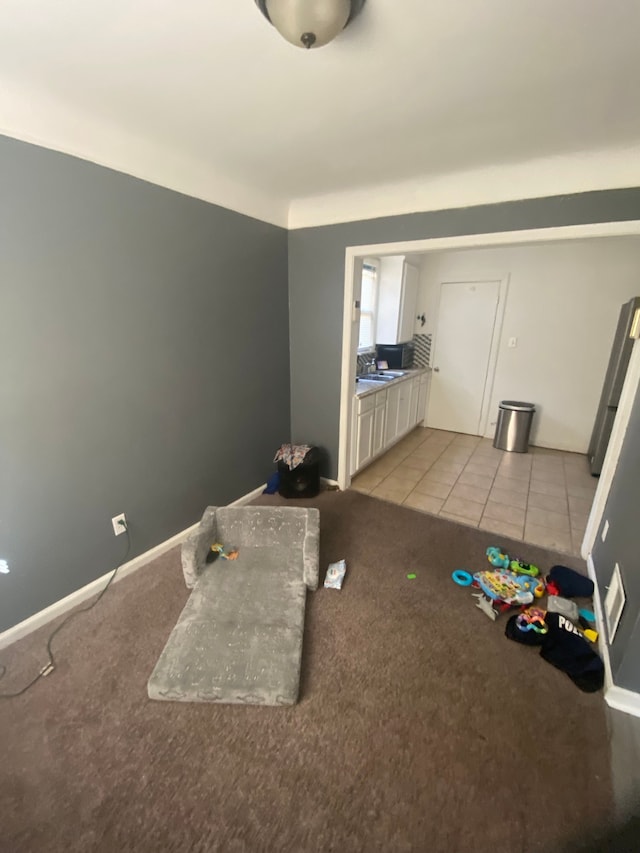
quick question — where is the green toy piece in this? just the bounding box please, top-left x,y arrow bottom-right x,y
509,559 -> 540,577
407,573 -> 417,580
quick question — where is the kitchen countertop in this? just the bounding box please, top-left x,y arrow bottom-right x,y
355,367 -> 431,398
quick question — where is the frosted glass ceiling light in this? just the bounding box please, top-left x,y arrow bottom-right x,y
255,0 -> 367,49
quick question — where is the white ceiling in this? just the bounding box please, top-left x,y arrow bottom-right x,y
1,0 -> 640,227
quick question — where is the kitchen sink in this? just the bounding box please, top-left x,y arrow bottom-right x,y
357,373 -> 396,382
357,370 -> 407,382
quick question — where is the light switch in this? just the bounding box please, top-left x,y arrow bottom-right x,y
508,337 -> 518,348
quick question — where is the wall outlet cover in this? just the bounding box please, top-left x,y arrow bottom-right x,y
111,513 -> 127,536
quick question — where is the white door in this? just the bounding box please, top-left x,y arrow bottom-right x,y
428,280 -> 500,435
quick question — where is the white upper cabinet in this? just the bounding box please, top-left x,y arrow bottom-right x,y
375,256 -> 420,344
398,262 -> 419,344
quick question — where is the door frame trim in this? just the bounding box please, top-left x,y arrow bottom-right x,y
428,274 -> 509,436
338,220 -> 640,553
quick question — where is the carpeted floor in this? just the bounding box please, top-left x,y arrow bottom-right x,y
0,490 -> 616,852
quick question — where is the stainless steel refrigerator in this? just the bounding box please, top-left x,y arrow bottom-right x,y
588,296 -> 640,476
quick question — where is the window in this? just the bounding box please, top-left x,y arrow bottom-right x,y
358,258 -> 379,352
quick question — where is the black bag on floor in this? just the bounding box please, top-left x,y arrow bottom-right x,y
539,612 -> 604,693
547,565 -> 594,598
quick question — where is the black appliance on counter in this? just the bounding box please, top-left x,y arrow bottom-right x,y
376,342 -> 414,369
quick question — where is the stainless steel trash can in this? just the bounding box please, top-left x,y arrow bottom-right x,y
493,401 -> 536,453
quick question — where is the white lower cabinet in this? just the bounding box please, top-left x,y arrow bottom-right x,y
356,394 -> 375,471
417,373 -> 429,424
354,371 -> 430,475
350,395 -> 359,475
385,384 -> 400,446
409,376 -> 420,427
372,390 -> 387,457
397,381 -> 411,436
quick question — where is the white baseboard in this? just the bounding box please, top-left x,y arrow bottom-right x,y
586,553 -> 640,718
0,484 -> 266,651
321,477 -> 340,488
243,477 -> 339,491
227,484 -> 267,506
604,686 -> 640,717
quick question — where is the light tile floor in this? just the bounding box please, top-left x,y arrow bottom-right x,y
350,427 -> 597,557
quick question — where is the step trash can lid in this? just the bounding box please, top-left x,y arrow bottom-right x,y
499,401 -> 536,412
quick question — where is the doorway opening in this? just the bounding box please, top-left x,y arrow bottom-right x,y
338,221 -> 640,562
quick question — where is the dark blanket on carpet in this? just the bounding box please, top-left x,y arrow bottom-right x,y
0,490 -> 614,852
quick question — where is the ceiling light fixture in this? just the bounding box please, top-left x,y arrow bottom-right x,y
254,0 -> 367,50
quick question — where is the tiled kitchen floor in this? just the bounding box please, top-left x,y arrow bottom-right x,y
350,428 -> 597,557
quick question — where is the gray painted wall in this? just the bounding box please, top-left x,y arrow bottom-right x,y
0,135 -> 289,632
288,189 -> 640,478
591,378 -> 640,691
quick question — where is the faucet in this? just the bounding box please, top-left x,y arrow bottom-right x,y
367,357 -> 376,374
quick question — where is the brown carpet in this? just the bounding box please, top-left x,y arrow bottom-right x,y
0,490 -> 614,852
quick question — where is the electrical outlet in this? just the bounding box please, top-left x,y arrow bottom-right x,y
601,519 -> 609,542
508,337 -> 518,348
111,513 -> 127,536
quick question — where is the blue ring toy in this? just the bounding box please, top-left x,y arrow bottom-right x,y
452,570 -> 473,586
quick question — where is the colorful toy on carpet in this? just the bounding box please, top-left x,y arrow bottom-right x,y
486,546 -> 510,569
472,592 -> 498,621
451,569 -> 473,586
486,547 -> 540,577
507,605 -> 599,646
516,606 -> 548,634
579,608 -> 596,623
206,542 -> 240,563
509,559 -> 540,577
474,568 -> 544,607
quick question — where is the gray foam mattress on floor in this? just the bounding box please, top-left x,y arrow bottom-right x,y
148,506 -> 320,706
